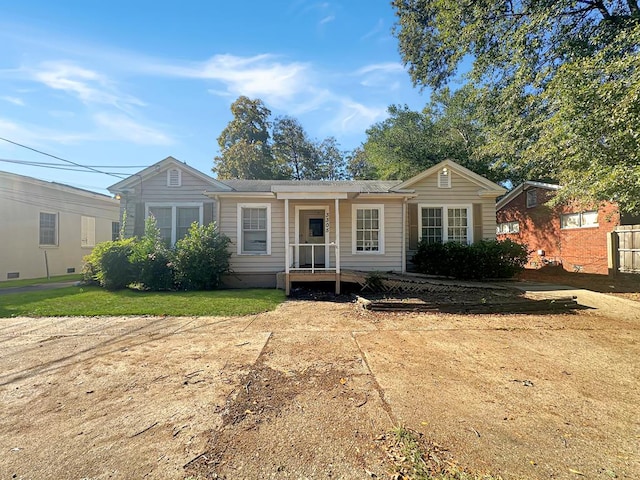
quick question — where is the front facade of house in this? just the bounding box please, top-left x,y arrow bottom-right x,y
0,171 -> 120,281
109,157 -> 505,292
496,181 -> 621,274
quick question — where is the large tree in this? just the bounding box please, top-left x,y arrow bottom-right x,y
214,96 -> 284,179
360,86 -> 505,183
272,116 -> 317,180
393,0 -> 640,212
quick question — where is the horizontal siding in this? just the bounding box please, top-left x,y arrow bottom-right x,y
339,199 -> 403,272
411,170 -> 499,241
219,198 -> 285,274
412,171 -> 483,201
132,169 -> 220,203
219,198 -> 404,274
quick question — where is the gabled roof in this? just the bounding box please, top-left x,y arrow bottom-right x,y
496,181 -> 561,210
394,159 -> 506,197
107,156 -> 231,193
0,170 -> 118,203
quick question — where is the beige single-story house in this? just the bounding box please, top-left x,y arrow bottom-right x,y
0,170 -> 120,281
108,157 -> 506,293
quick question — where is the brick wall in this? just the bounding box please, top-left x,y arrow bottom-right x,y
497,187 -> 620,274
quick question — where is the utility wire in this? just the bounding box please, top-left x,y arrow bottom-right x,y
0,137 -> 126,180
0,158 -> 148,168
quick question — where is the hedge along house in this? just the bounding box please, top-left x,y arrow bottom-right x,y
109,157 -> 506,293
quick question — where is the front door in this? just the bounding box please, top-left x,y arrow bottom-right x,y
299,209 -> 326,267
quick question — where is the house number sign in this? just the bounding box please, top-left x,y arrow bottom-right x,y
325,212 -> 330,233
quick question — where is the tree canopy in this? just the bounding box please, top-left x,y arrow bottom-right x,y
393,0 -> 640,212
357,86 -> 507,183
214,97 -> 347,180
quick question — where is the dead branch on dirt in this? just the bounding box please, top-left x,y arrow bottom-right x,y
130,421 -> 158,438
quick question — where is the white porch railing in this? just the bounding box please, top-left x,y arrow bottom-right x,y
287,243 -> 338,273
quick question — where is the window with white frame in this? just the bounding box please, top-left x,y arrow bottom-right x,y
39,212 -> 58,246
561,211 -> 598,229
419,205 -> 472,244
147,204 -> 202,245
81,216 -> 96,247
352,205 -> 384,253
526,189 -> 537,208
497,221 -> 520,234
238,204 -> 271,255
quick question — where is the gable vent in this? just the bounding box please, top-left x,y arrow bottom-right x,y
167,168 -> 182,187
438,168 -> 451,188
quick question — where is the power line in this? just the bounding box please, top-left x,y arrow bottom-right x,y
0,137 -> 126,180
0,158 -> 149,169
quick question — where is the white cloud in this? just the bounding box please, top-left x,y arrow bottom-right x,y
1,96 -> 25,106
361,19 -> 385,41
147,54 -> 310,107
354,62 -> 405,90
326,99 -> 386,134
319,15 -> 335,25
0,117 -> 94,145
31,61 -> 144,111
93,113 -> 174,146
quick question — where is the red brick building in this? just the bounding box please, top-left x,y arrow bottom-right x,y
496,182 -> 621,274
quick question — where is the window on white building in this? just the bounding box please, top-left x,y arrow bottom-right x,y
352,205 -> 384,253
238,204 -> 271,255
39,212 -> 58,246
419,205 -> 472,244
147,204 -> 202,245
81,216 -> 96,247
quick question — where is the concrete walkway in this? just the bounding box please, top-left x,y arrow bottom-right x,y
506,281 -> 640,321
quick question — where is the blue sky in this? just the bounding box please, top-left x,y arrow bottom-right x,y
0,1 -> 430,194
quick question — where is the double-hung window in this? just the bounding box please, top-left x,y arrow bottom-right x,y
147,204 -> 202,245
560,211 -> 598,229
352,205 -> 384,254
238,204 -> 271,255
39,212 -> 58,246
419,205 -> 472,244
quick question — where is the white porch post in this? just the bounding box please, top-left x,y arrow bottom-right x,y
402,199 -> 407,273
335,198 -> 340,274
284,198 -> 290,274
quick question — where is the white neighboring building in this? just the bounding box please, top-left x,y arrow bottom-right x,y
0,171 -> 120,281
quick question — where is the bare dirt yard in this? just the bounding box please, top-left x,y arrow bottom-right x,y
1,298 -> 638,479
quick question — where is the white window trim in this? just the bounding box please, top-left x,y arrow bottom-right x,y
526,189 -> 537,208
39,211 -> 59,247
560,211 -> 599,230
81,215 -> 96,248
167,168 -> 182,187
351,204 -> 385,255
237,203 -> 272,255
438,168 -> 451,188
418,204 -> 474,244
146,202 -> 203,245
497,221 -> 520,234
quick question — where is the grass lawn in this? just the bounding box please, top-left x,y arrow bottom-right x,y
0,274 -> 82,289
0,286 -> 286,318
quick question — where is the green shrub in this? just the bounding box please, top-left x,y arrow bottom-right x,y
173,222 -> 231,290
83,238 -> 136,290
412,239 -> 528,280
129,217 -> 175,291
